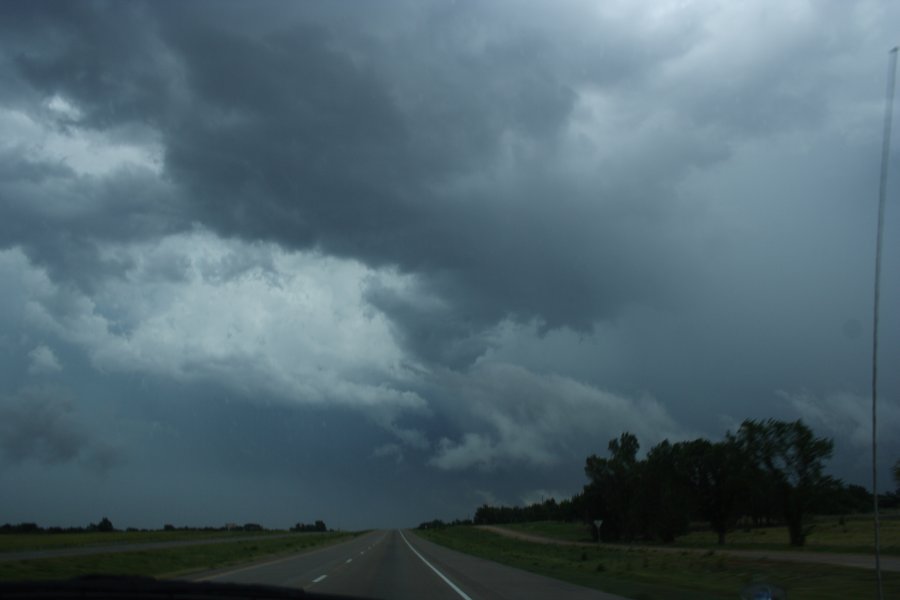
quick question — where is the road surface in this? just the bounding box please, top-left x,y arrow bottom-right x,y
192,529 -> 623,600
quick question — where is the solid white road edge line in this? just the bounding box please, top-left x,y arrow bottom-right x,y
312,575 -> 327,583
398,530 -> 474,600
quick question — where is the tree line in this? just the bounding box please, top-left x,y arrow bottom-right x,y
467,419 -> 900,547
1,517 -> 116,534
290,520 -> 328,532
0,519 -> 329,534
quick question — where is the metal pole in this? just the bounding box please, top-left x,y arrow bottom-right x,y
872,46 -> 897,600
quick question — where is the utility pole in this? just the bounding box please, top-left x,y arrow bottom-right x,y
872,45 -> 898,600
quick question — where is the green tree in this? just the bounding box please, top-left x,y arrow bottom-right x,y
674,438 -> 749,545
730,419 -> 833,546
642,440 -> 691,542
94,517 -> 114,532
584,432 -> 642,541
811,480 -> 873,515
893,459 -> 900,491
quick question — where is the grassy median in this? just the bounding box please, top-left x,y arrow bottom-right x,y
0,532 -> 356,581
417,526 -> 899,600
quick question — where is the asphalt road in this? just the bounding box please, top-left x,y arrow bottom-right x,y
192,529 -> 624,600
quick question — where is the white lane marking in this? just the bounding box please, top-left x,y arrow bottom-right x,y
312,574 -> 327,584
345,558 -> 353,563
398,530 -> 473,600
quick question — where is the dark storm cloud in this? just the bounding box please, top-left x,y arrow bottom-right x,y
149,0 -> 723,364
0,0 -> 713,364
159,17 -> 418,249
0,4 -> 180,289
2,0 -> 899,527
0,386 -> 122,472
0,150 -> 179,291
0,2 -> 170,125
0,2 -> 182,292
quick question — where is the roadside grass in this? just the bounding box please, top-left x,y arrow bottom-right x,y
0,532 -> 356,581
504,521 -> 595,543
504,513 -> 900,555
0,529 -> 288,554
418,526 -> 899,600
676,512 -> 900,554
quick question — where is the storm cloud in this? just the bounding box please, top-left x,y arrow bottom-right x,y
0,386 -> 121,472
1,0 -> 898,528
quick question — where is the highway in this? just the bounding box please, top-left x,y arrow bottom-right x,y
193,529 -> 624,600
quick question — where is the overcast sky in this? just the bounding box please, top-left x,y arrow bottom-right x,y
1,0 -> 899,530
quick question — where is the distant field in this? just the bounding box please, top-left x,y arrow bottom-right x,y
419,526 -> 900,600
0,529 -> 287,554
504,513 -> 900,555
0,532 -> 355,581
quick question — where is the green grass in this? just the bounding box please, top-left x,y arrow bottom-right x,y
0,529 -> 288,554
501,513 -> 900,555
418,526 -> 899,600
675,513 -> 900,555
0,532 -> 356,581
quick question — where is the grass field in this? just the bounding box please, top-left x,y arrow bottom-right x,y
504,513 -> 900,555
419,526 -> 899,600
677,513 -> 900,554
0,532 -> 356,581
504,521 -> 596,543
0,529 -> 289,554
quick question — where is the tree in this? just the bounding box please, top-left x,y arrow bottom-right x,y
893,459 -> 900,491
93,517 -> 114,532
812,481 -> 873,515
584,432 -> 642,541
641,440 -> 691,542
673,438 -> 749,545
730,419 -> 833,546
